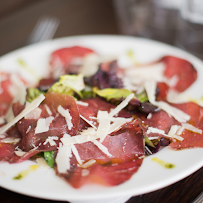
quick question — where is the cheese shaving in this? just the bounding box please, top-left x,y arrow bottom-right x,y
36,157 -> 50,169
14,151 -> 26,156
58,105 -> 73,130
0,94 -> 45,134
79,114 -> 97,129
144,80 -> 190,123
96,111 -> 110,143
70,144 -> 83,165
76,101 -> 88,106
55,143 -> 72,173
43,136 -> 58,146
1,137 -> 21,144
108,93 -> 134,117
92,140 -> 112,157
80,159 -> 96,168
44,104 -> 52,116
24,107 -> 42,119
35,116 -> 54,134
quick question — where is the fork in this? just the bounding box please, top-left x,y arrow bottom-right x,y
26,16 -> 60,45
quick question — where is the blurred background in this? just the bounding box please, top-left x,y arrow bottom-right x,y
0,0 -> 203,59
1,1 -> 203,203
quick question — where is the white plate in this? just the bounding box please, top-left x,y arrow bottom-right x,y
0,35 -> 203,203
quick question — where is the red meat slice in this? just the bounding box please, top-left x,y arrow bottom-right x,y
78,97 -> 132,131
12,92 -> 79,151
170,102 -> 203,149
140,110 -> 179,139
0,126 -> 22,161
55,120 -> 144,188
57,158 -> 143,188
162,56 -> 197,92
50,46 -> 95,76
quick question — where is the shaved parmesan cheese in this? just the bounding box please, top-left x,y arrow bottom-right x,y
0,134 -> 6,139
58,105 -> 73,130
70,144 -> 83,165
144,80 -> 190,123
80,159 -> 96,168
92,140 -> 112,157
0,94 -> 45,134
146,127 -> 166,136
44,104 -> 52,116
147,113 -> 152,119
108,118 -> 133,134
0,116 -> 5,125
24,107 -> 42,119
76,101 -> 88,106
108,93 -> 134,117
167,125 -> 184,141
79,114 -> 97,129
55,143 -> 72,173
36,157 -> 50,169
35,116 -> 54,134
26,126 -> 31,134
81,169 -> 89,177
61,133 -> 98,145
1,137 -> 20,144
14,151 -> 26,156
148,137 -> 159,140
43,136 -> 58,146
96,111 -> 110,143
168,125 -> 181,137
182,123 -> 202,134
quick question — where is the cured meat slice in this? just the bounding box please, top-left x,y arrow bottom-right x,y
57,158 -> 143,188
0,126 -> 22,161
170,102 -> 203,149
50,46 -> 95,76
77,97 -> 132,131
140,110 -> 179,139
162,56 -> 197,92
12,92 -> 79,151
55,120 -> 144,188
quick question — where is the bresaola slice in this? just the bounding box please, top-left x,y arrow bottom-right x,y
162,56 -> 197,92
170,102 -> 203,149
50,46 -> 95,77
55,120 -> 144,188
12,92 -> 79,151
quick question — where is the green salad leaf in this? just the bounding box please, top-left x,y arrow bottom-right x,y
44,151 -> 55,168
50,74 -> 85,98
93,87 -> 133,101
26,88 -> 45,102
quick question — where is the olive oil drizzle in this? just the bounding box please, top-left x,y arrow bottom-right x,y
152,157 -> 175,169
13,165 -> 38,180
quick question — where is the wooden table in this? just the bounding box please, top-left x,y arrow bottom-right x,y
0,1 -> 202,202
